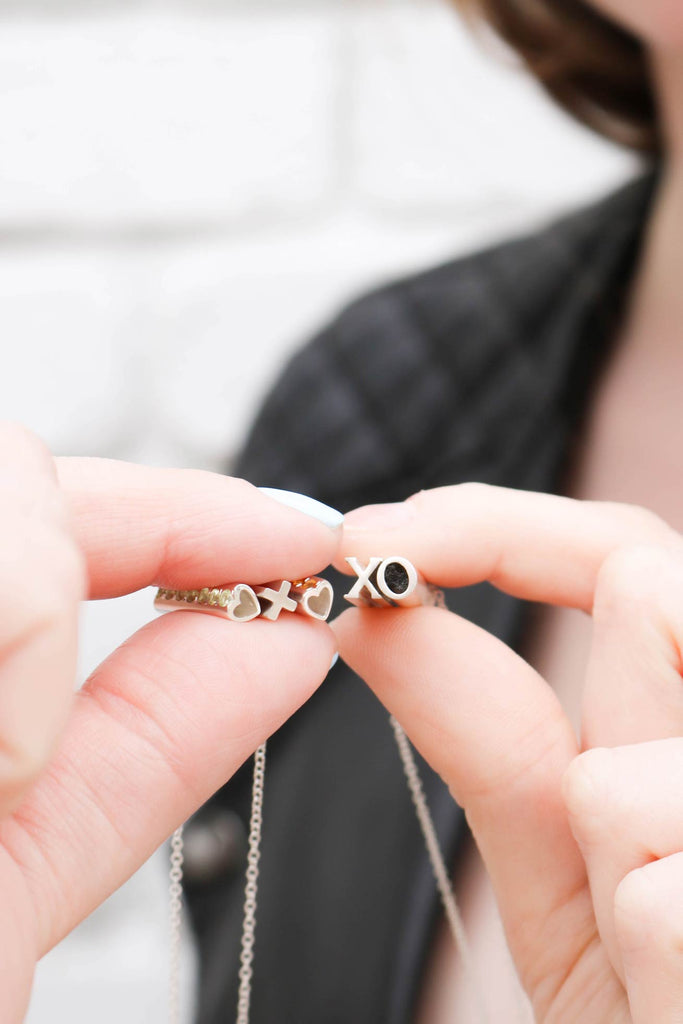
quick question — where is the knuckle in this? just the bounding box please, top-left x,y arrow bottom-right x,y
0,736 -> 48,808
614,864 -> 682,954
594,544 -> 672,620
562,748 -> 615,844
0,525 -> 86,631
28,521 -> 86,595
0,420 -> 44,451
39,535 -> 87,610
614,869 -> 653,951
0,421 -> 53,470
613,502 -> 672,541
0,461 -> 67,537
48,532 -> 87,604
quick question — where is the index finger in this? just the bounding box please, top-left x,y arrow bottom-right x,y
338,483 -> 681,611
57,458 -> 342,599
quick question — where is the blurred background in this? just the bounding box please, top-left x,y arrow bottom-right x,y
0,0 -> 639,1020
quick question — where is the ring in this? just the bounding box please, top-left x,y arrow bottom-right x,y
154,585 -> 261,622
154,576 -> 334,623
253,577 -> 335,621
343,556 -> 445,610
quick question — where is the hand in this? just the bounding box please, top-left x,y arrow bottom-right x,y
0,423 -> 339,1022
333,483 -> 683,1022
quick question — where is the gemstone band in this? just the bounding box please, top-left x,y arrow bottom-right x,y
154,577 -> 334,623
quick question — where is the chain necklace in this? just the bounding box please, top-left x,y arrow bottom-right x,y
160,558 -> 493,1022
389,717 -> 490,1023
168,825 -> 185,1024
235,742 -> 267,1024
167,724 -> 490,1024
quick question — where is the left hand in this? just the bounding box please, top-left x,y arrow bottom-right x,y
333,484 -> 683,1023
0,448 -> 339,1021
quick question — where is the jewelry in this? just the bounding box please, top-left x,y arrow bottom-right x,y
236,742 -> 267,1024
344,557 -> 488,1022
155,585 -> 261,622
155,577 -> 334,625
158,574 -> 332,1024
163,560 -> 489,1022
167,748 -> 267,1024
389,718 -> 489,1023
289,577 -> 334,621
168,824 -> 185,1024
344,555 -> 446,609
253,580 -> 298,621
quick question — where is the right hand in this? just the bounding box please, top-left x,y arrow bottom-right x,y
334,483 -> 683,1022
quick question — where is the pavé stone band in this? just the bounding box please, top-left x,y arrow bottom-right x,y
154,576 -> 334,623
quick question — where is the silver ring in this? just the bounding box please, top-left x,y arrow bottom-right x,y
154,585 -> 261,622
154,576 -> 335,623
343,556 -> 445,609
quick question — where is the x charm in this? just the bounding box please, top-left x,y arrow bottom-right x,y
255,580 -> 298,620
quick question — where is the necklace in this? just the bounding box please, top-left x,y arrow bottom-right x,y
166,739 -> 267,1024
168,823 -> 185,1024
235,742 -> 267,1024
167,719 -> 489,1024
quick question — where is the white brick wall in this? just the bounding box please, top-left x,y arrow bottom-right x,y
0,1 -> 638,1020
0,13 -> 337,226
1,2 -> 639,469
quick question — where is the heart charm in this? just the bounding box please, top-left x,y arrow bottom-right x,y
295,578 -> 334,621
227,584 -> 261,622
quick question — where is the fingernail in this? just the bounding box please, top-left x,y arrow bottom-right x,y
328,652 -> 339,673
259,487 -> 344,530
344,501 -> 415,531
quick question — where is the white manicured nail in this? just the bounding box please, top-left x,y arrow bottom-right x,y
259,487 -> 344,530
329,652 -> 339,673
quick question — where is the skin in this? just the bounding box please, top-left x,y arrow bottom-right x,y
4,3 -> 683,1020
334,489 -> 683,1021
588,1 -> 683,52
332,7 -> 683,1020
0,424 -> 339,1021
332,6 -> 683,1020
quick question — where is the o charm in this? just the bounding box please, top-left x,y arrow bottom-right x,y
376,557 -> 418,600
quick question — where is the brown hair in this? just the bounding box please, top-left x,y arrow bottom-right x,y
458,0 -> 659,153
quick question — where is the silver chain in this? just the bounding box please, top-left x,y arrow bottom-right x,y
389,715 -> 491,1024
168,824 -> 185,1024
168,723 -> 490,1023
167,743 -> 267,1024
236,741 -> 267,1024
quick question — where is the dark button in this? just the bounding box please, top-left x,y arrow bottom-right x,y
182,809 -> 248,883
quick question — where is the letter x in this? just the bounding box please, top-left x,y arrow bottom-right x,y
344,556 -> 383,603
256,580 -> 297,621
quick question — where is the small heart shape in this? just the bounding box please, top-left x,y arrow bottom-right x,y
228,585 -> 261,622
301,580 -> 333,621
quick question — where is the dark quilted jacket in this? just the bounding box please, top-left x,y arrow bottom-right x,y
186,168 -> 658,1024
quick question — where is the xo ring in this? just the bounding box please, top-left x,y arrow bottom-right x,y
154,576 -> 334,623
343,555 -> 445,610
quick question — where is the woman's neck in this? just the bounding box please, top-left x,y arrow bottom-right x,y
625,51 -> 683,348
